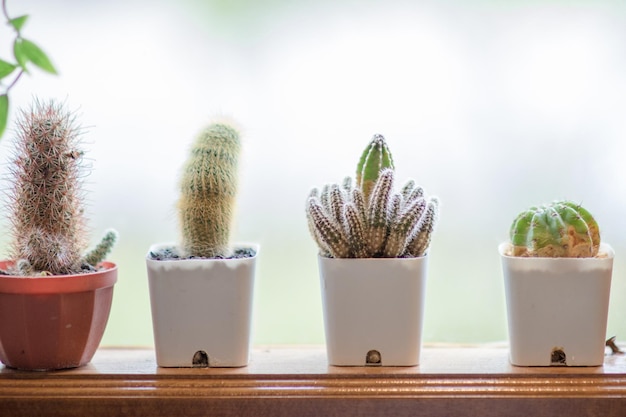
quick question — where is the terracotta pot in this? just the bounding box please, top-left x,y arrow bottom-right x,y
500,243 -> 614,366
146,243 -> 258,368
0,261 -> 117,371
318,255 -> 428,366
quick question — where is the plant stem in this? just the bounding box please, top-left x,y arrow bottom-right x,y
5,69 -> 23,91
1,0 -> 24,95
1,0 -> 8,21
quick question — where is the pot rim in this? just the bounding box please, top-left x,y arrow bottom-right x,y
317,253 -> 427,263
0,261 -> 117,294
498,242 -> 614,260
146,242 -> 260,262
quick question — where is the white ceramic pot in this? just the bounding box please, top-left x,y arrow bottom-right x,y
318,255 -> 428,366
500,242 -> 614,367
146,243 -> 258,368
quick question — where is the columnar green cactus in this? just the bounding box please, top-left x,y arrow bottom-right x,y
509,201 -> 600,258
306,135 -> 439,259
8,99 -> 117,275
356,134 -> 394,204
178,122 -> 240,259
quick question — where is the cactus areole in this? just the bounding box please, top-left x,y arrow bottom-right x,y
509,201 -> 600,258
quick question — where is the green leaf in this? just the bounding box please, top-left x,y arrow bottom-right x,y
14,39 -> 57,75
9,15 -> 29,32
0,95 -> 9,139
0,59 -> 17,79
13,39 -> 29,71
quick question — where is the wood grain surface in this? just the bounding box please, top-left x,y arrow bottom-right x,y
0,345 -> 625,416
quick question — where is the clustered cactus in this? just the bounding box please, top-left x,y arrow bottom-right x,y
178,122 -> 240,259
306,134 -> 439,259
509,201 -> 600,258
7,99 -> 117,275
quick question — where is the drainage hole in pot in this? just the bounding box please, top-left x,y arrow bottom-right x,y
192,350 -> 209,367
550,348 -> 567,366
366,350 -> 382,366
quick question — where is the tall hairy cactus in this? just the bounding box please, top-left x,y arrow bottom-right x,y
510,201 -> 600,258
306,134 -> 439,259
7,100 -> 117,275
178,122 -> 240,258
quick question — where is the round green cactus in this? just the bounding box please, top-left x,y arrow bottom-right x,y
509,201 -> 600,258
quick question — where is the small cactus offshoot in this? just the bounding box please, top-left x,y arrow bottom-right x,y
178,122 -> 240,259
83,229 -> 119,267
306,134 -> 439,258
6,99 -> 117,275
509,201 -> 600,258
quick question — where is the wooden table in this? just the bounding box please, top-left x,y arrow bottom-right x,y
1,345 -> 625,416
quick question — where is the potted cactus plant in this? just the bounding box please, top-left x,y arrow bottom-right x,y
0,100 -> 118,371
499,201 -> 614,366
306,134 -> 439,366
146,121 -> 258,368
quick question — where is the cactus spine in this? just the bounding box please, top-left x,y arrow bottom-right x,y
306,134 -> 439,259
7,99 -> 116,275
509,201 -> 600,258
178,122 -> 240,258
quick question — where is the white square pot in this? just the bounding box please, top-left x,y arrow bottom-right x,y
318,255 -> 428,366
500,242 -> 614,367
146,243 -> 258,368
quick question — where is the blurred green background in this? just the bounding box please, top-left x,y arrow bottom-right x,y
1,0 -> 626,347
